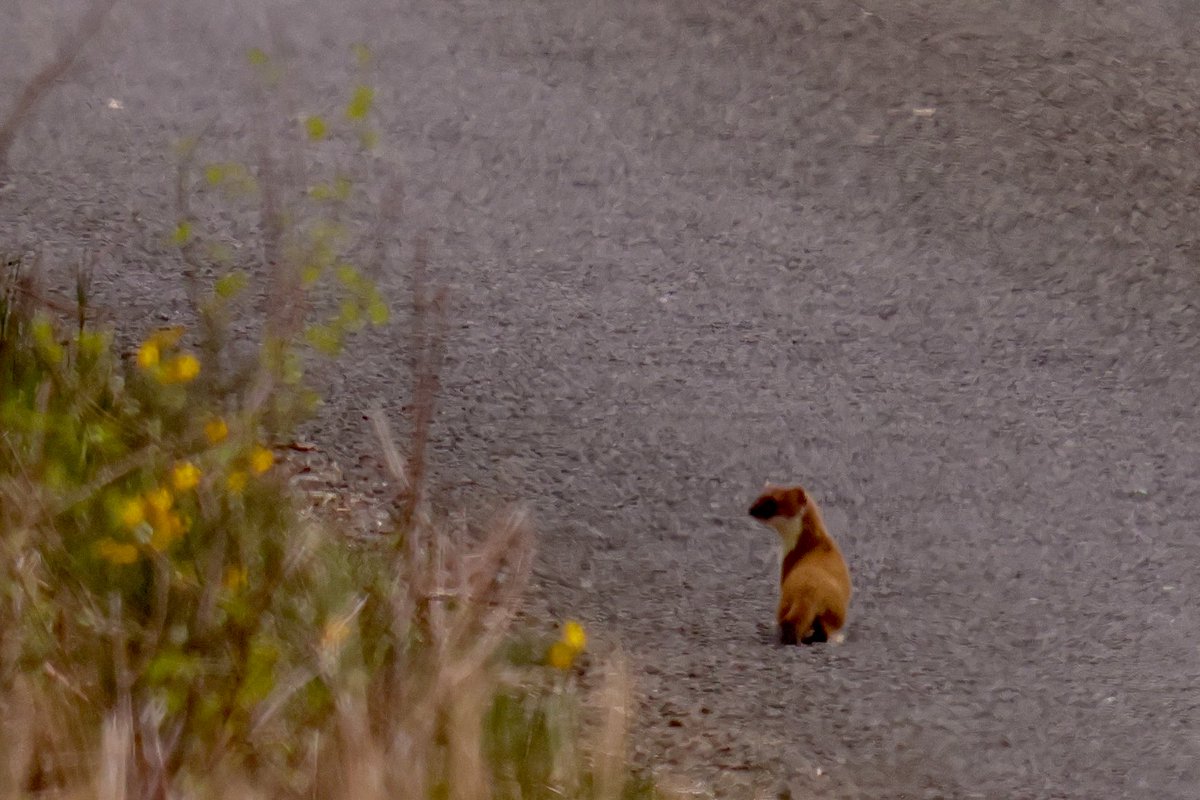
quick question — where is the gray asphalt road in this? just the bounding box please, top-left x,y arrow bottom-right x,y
3,1 -> 1199,797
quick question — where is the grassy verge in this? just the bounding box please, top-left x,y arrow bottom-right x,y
0,38 -> 658,800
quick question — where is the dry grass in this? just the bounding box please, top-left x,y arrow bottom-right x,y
0,248 -> 652,800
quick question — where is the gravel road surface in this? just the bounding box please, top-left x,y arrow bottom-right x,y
3,1 -> 1199,797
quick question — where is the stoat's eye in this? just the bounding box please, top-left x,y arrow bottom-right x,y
749,496 -> 778,519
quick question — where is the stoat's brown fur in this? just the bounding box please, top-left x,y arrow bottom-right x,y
748,484 -> 852,645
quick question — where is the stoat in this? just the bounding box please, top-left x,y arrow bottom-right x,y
748,484 -> 852,645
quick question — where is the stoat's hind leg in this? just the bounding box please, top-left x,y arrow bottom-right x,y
799,618 -> 828,644
778,597 -> 819,647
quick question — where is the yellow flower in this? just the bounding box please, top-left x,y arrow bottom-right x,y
161,353 -> 200,383
149,326 -> 185,349
547,641 -> 577,671
562,620 -> 587,651
136,341 -> 160,369
223,565 -> 248,592
546,620 -> 587,670
204,417 -> 229,445
145,487 -> 173,514
149,512 -> 187,551
171,461 -> 201,492
137,329 -> 191,379
95,538 -> 139,565
226,471 -> 248,495
144,487 -> 172,531
248,444 -> 274,475
117,497 -> 145,528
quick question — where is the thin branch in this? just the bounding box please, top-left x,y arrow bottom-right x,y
367,405 -> 411,495
403,237 -> 448,525
0,0 -> 121,181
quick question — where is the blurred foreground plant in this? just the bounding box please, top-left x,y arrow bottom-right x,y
0,257 -> 650,800
0,253 -> 354,791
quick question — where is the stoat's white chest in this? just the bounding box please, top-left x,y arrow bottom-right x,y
770,519 -> 802,556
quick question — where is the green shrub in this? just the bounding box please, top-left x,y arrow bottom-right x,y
1,255 -> 353,782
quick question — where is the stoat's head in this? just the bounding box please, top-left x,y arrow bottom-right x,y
748,484 -> 810,552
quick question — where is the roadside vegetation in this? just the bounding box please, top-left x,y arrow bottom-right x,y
0,15 -> 655,800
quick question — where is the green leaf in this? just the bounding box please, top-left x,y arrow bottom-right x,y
236,638 -> 280,711
77,329 -> 110,358
345,85 -> 374,120
305,115 -> 328,141
282,350 -> 305,385
146,649 -> 202,686
173,136 -> 199,159
204,163 -> 227,185
339,299 -> 363,329
305,324 -> 342,356
335,263 -> 360,287
367,297 -> 389,326
171,221 -> 192,247
300,264 -> 322,287
31,317 -> 63,364
351,42 -> 372,67
214,270 -> 249,298
206,242 -> 233,263
298,387 -> 321,411
205,162 -> 256,194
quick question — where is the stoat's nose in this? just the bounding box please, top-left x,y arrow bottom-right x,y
749,496 -> 778,520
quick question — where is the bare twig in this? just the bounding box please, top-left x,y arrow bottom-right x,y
1,254 -> 79,319
172,124 -> 217,307
390,504 -> 534,799
256,131 -> 293,345
360,176 -> 405,279
367,405 -> 410,494
590,655 -> 633,800
0,0 -> 121,181
257,18 -> 310,349
73,250 -> 97,337
102,594 -> 134,800
96,710 -> 133,800
40,661 -> 91,706
403,237 -> 449,525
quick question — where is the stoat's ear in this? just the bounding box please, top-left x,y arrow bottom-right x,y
771,486 -> 807,519
790,486 -> 808,510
